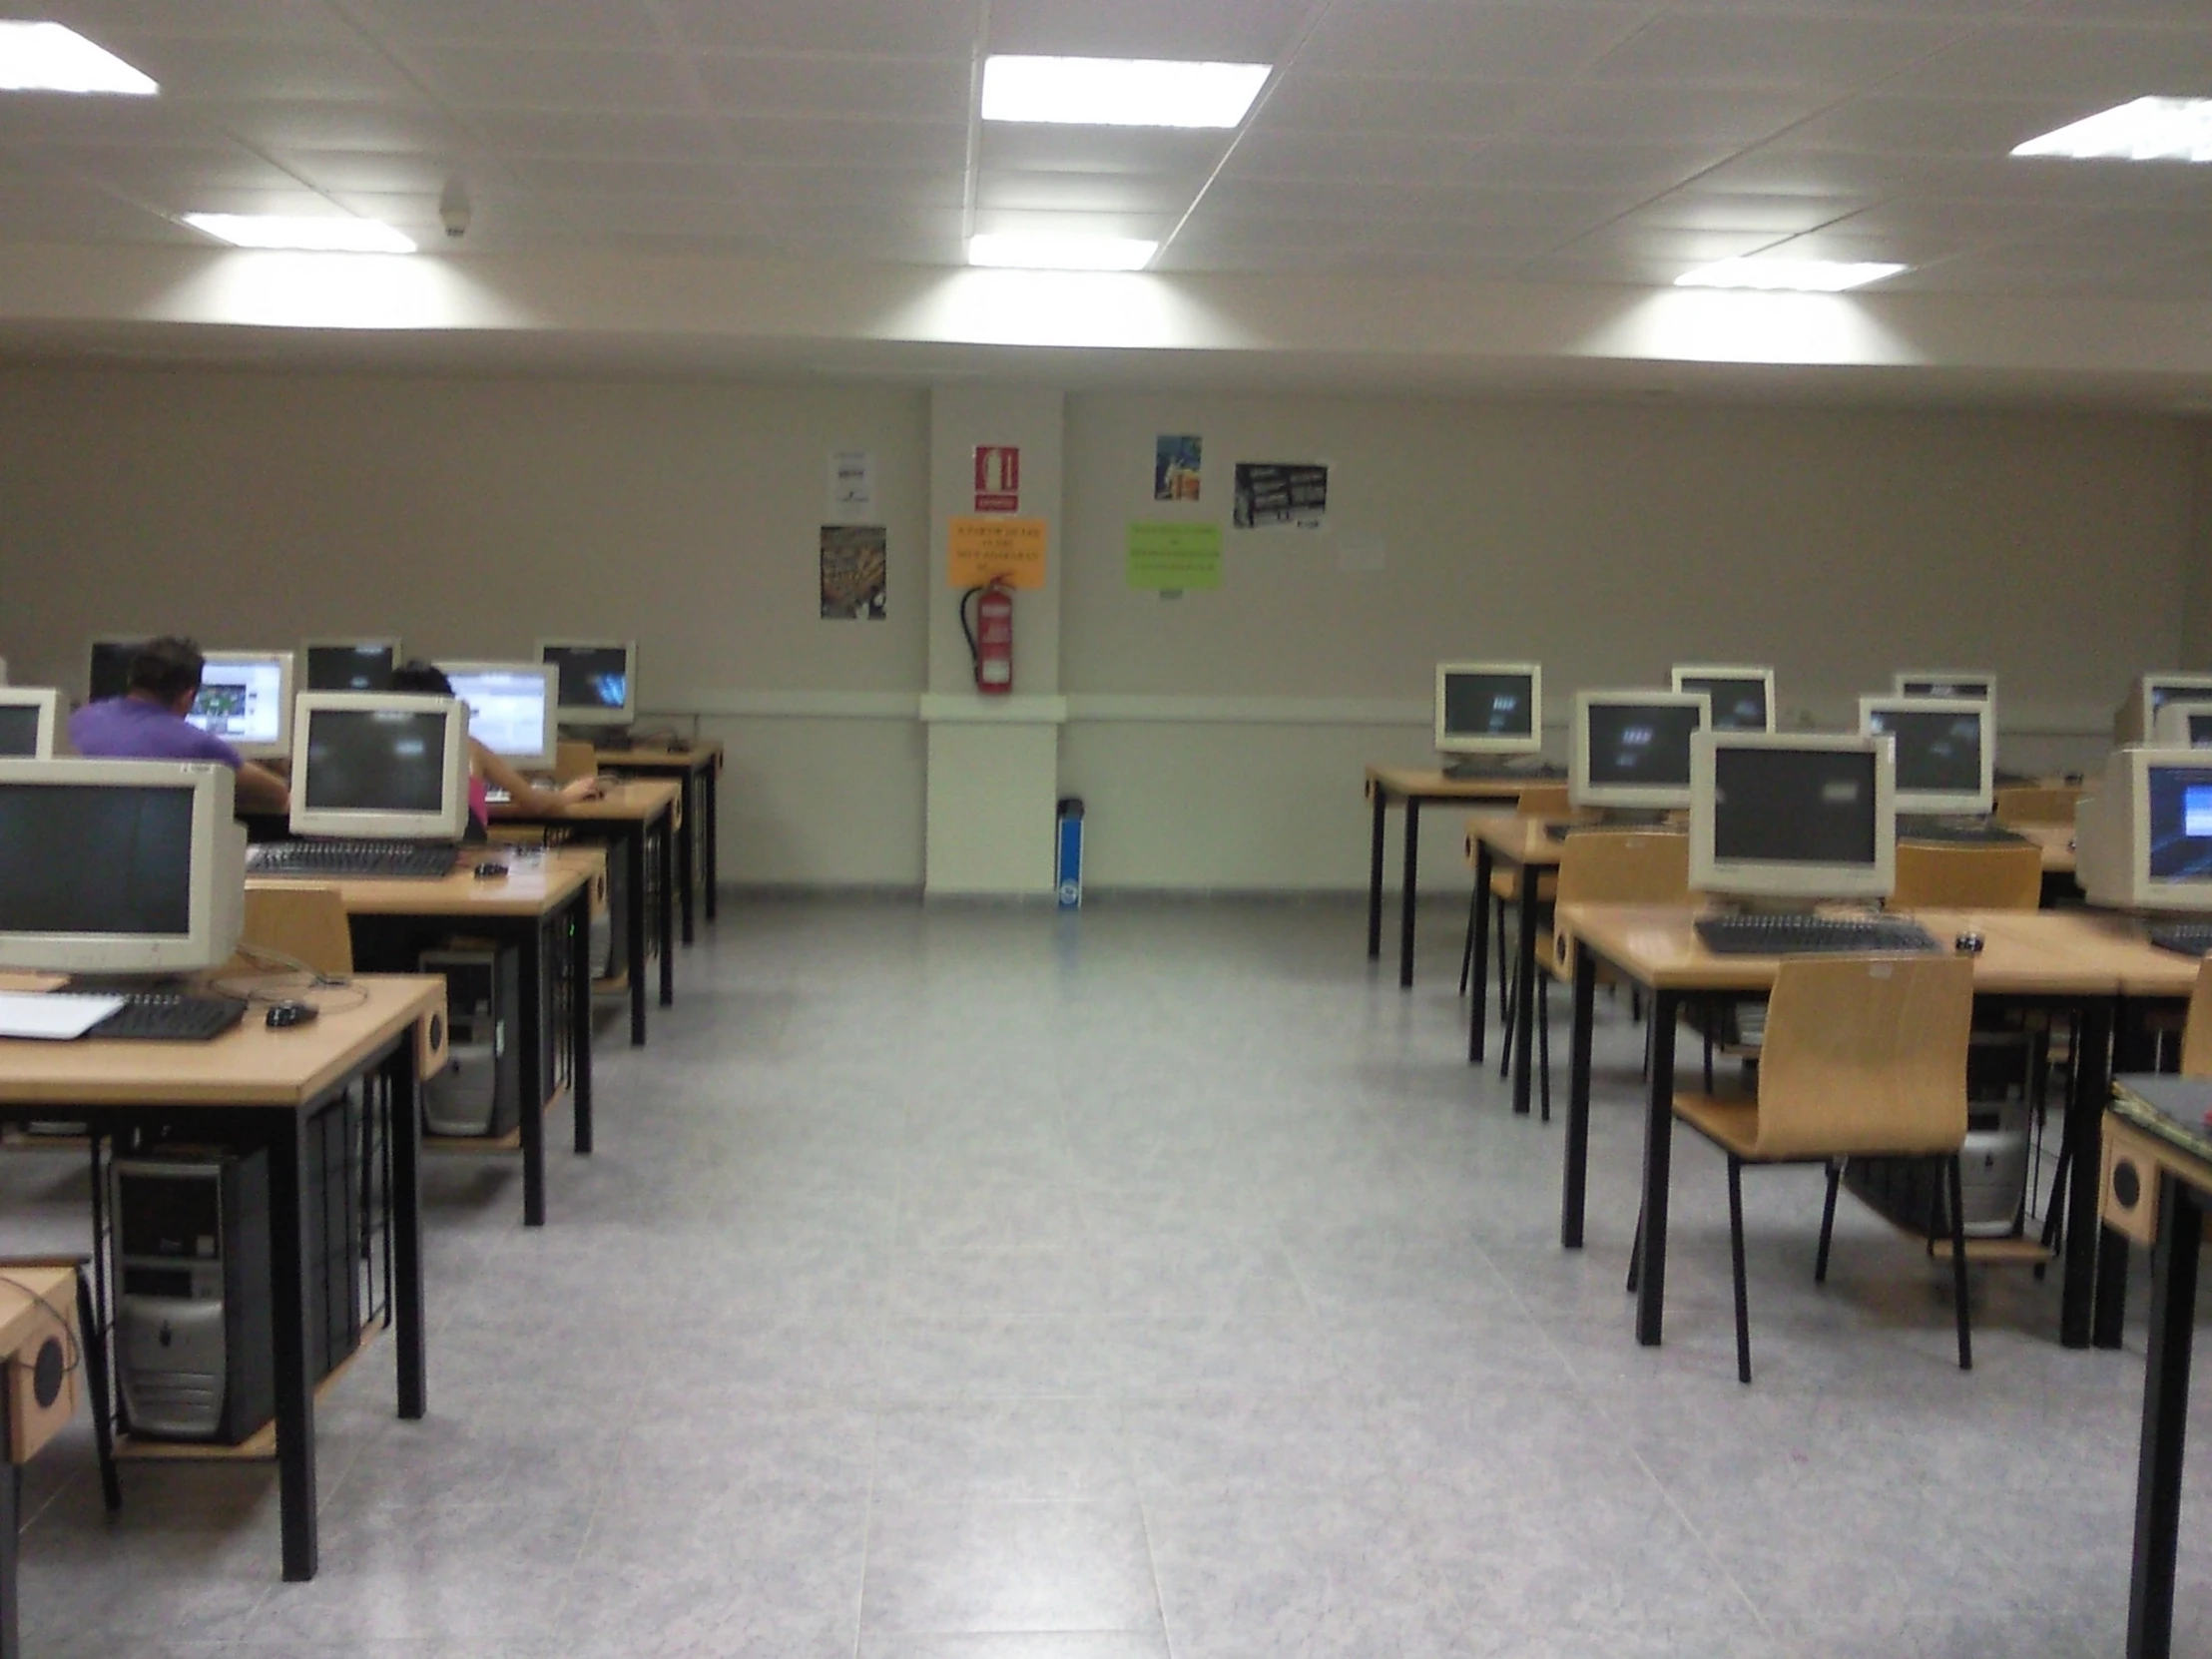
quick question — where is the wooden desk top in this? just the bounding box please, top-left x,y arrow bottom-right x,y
0,976 -> 444,1108
493,778 -> 679,826
2000,822 -> 2075,874
593,741 -> 722,774
1555,904 -> 2133,998
1970,908 -> 2199,1000
1367,765 -> 1554,803
0,1265 -> 75,1364
249,849 -> 595,918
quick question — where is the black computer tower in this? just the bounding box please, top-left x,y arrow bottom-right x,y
419,943 -> 522,1139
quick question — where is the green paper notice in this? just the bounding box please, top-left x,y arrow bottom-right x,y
1127,521 -> 1223,590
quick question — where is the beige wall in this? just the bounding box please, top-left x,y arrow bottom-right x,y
0,365 -> 2193,890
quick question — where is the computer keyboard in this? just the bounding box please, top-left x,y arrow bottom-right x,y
87,993 -> 249,1042
248,839 -> 458,880
1694,914 -> 1940,957
2147,922 -> 2212,959
1897,817 -> 2028,846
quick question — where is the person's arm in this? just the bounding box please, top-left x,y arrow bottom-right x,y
233,761 -> 289,815
475,741 -> 598,815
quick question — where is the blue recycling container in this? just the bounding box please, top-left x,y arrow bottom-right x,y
1056,798 -> 1085,910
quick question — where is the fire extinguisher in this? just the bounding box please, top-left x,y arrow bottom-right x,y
960,578 -> 1014,695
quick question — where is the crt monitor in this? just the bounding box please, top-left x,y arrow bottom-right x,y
0,689 -> 60,759
0,760 -> 245,974
1859,697 -> 1992,817
2077,748 -> 2212,912
1894,670 -> 1995,705
185,650 -> 294,762
2153,701 -> 2212,749
289,693 -> 472,843
303,638 -> 401,693
2118,674 -> 2212,745
437,662 -> 555,772
87,638 -> 142,703
1670,665 -> 1774,733
1434,663 -> 1541,757
1690,731 -> 1896,903
539,640 -> 636,728
1570,690 -> 1708,812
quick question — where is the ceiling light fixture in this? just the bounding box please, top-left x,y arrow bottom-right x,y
981,55 -> 1270,129
0,21 -> 155,94
1675,259 -> 1907,292
2012,97 -> 2212,163
183,214 -> 417,254
968,233 -> 1159,272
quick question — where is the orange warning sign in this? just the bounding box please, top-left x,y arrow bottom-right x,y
948,516 -> 1047,589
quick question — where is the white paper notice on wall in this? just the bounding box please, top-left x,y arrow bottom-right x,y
1336,533 -> 1385,574
829,450 -> 875,523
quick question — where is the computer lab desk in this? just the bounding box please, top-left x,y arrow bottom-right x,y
0,976 -> 446,1587
592,740 -> 722,943
493,779 -> 679,1047
1363,766 -> 1549,989
1548,903 -> 2193,1358
250,849 -> 598,1228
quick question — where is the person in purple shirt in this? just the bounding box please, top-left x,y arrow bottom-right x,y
69,636 -> 290,815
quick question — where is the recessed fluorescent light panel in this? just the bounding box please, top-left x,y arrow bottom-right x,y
968,233 -> 1158,272
2012,97 -> 2212,163
981,55 -> 1270,129
1675,260 -> 1907,292
0,22 -> 156,94
184,214 -> 417,254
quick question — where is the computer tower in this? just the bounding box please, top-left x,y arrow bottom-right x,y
303,1096 -> 363,1381
419,943 -> 521,1139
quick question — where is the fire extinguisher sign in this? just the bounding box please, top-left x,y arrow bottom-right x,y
973,445 -> 1020,512
947,516 -> 1048,588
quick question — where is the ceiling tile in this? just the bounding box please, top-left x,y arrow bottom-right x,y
977,125 -> 1232,176
1582,14 -> 1974,89
336,0 -> 667,49
1879,22 -> 2212,102
1518,84 -> 1832,146
737,165 -> 970,211
988,0 -> 1310,62
1548,224 -> 1791,263
34,141 -> 309,199
55,1 -> 356,41
403,46 -> 700,113
465,109 -> 720,161
692,53 -> 970,123
1781,93 -> 2118,157
506,155 -> 740,199
190,98 -> 474,154
279,148 -> 477,193
105,35 -> 420,103
1455,138 -> 1732,195
1627,190 -> 1871,234
723,116 -> 968,170
1300,2 -> 1655,80
1258,75 -> 1552,136
658,0 -> 979,58
1226,129 -> 1485,185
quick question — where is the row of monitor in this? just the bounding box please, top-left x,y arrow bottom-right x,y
77,638 -> 639,762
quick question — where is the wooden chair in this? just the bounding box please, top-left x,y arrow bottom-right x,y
0,1257 -> 120,1513
1668,954 -> 1976,1383
2179,959 -> 2212,1077
239,885 -> 353,977
1890,840 -> 2044,910
1993,786 -> 2083,827
1459,782 -> 1574,1015
554,740 -> 597,786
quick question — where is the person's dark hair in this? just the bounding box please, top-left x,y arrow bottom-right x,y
127,637 -> 205,704
389,660 -> 454,698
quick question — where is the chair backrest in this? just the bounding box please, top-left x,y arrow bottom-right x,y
241,884 -> 353,977
1994,785 -> 2084,826
1890,840 -> 2043,910
1514,783 -> 1572,818
1752,954 -> 1973,1159
554,740 -> 597,785
1554,830 -> 1691,906
2183,958 -> 2212,1078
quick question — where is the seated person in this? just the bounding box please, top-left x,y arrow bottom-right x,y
388,661 -> 601,835
69,636 -> 290,815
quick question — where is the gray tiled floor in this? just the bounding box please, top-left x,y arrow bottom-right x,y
4,895 -> 2207,1657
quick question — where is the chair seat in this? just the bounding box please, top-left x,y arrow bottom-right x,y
1490,869 -> 1557,902
1673,1093 -> 1764,1158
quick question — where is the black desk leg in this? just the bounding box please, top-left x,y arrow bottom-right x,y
1,1385 -> 17,1659
569,888 -> 594,1156
676,771 -> 696,947
626,827 -> 648,1046
1398,800 -> 1421,989
518,918 -> 547,1229
1367,788 -> 1386,960
1469,841 -> 1493,1065
702,761 -> 720,923
267,1110 -> 318,1581
385,1042 -> 425,1420
1563,949 -> 1597,1249
1636,991 -> 1680,1348
1510,864 -> 1538,1116
657,813 -> 675,1010
2062,997 -> 2115,1350
2128,1174 -> 2202,1659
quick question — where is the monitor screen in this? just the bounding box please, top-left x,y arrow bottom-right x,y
305,643 -> 395,693
544,645 -> 630,713
1713,747 -> 1879,866
0,783 -> 194,937
187,657 -> 287,747
2149,679 -> 2212,714
1441,672 -> 1534,740
0,707 -> 41,758
1870,708 -> 1982,797
302,709 -> 451,815
1681,677 -> 1769,732
88,641 -> 139,702
1586,702 -> 1700,788
444,668 -> 549,759
2147,766 -> 2212,883
2191,714 -> 2212,748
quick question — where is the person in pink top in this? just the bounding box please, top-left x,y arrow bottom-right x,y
388,661 -> 600,834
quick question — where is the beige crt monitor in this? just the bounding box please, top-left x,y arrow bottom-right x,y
0,760 -> 245,974
1669,665 -> 1775,733
436,662 -> 556,772
1570,690 -> 1708,813
1690,730 -> 1896,904
1433,663 -> 1541,758
289,694 -> 472,842
2153,700 -> 2212,749
2076,747 -> 2212,913
1858,696 -> 1993,817
186,650 -> 294,762
0,689 -> 60,759
2117,674 -> 2212,746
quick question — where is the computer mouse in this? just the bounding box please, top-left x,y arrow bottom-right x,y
473,862 -> 508,880
265,1000 -> 318,1029
1954,932 -> 1984,955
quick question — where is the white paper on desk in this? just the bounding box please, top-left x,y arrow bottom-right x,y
0,991 -> 126,1040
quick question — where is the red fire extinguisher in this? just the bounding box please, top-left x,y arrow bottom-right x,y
960,578 -> 1014,696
